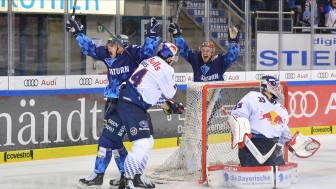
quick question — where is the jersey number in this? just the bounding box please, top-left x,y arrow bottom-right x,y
131,68 -> 148,87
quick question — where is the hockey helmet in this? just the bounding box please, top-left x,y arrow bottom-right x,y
107,34 -> 130,48
158,42 -> 178,63
199,41 -> 215,53
260,75 -> 283,100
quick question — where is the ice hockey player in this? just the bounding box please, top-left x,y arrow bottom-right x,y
168,21 -> 240,82
227,75 -> 320,166
116,42 -> 184,189
66,17 -> 161,189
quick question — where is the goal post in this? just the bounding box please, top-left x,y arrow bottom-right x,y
149,81 -> 289,184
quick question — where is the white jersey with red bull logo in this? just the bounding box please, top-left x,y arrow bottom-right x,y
231,91 -> 292,144
127,56 -> 177,107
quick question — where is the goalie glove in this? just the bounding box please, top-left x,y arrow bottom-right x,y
228,25 -> 240,43
66,17 -> 84,37
168,22 -> 182,38
162,100 -> 184,115
287,131 -> 321,158
145,17 -> 161,39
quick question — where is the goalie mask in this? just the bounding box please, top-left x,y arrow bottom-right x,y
107,34 -> 130,48
260,75 -> 284,100
158,42 -> 178,65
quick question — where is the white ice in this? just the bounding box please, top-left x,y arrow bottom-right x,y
0,134 -> 335,189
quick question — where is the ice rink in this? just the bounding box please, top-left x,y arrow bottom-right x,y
0,134 -> 335,189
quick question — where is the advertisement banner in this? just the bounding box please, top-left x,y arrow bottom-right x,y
287,84 -> 336,132
0,0 -> 124,15
257,34 -> 336,70
0,90 -> 185,151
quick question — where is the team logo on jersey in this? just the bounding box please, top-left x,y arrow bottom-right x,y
260,111 -> 284,125
130,127 -> 138,136
139,120 -> 149,127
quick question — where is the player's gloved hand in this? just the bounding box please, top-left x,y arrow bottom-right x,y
275,144 -> 284,157
145,17 -> 161,39
168,22 -> 182,37
162,100 -> 184,115
228,25 -> 240,43
66,17 -> 84,37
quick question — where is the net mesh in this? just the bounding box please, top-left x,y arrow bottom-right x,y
148,82 -> 262,182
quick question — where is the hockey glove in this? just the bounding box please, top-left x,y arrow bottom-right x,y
228,25 -> 240,43
162,100 -> 184,115
168,22 -> 182,37
145,17 -> 161,39
66,17 -> 84,37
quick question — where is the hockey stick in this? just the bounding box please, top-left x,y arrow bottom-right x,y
69,0 -> 78,32
222,107 -> 276,164
101,24 -> 140,64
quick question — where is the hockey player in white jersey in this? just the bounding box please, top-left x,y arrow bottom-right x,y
230,75 -> 292,166
116,42 -> 184,189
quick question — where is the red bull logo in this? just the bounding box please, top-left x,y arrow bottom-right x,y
260,111 -> 284,125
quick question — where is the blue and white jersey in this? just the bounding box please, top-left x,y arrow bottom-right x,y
124,56 -> 177,110
231,91 -> 292,144
75,33 -> 160,98
173,36 -> 240,82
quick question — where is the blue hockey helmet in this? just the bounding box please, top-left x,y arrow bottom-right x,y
107,34 -> 130,48
158,42 -> 178,63
260,75 -> 283,100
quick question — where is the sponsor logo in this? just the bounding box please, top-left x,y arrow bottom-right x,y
285,73 -> 295,79
130,127 -> 137,136
79,78 -> 93,85
311,126 -> 332,134
317,72 -> 329,78
24,79 -> 39,87
4,150 -> 33,162
288,91 -> 318,118
255,74 -> 266,80
139,120 -> 149,127
175,76 -> 186,82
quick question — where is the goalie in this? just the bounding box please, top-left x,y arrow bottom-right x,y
224,76 -> 320,167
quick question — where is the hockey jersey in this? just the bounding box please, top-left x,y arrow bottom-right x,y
75,33 -> 159,98
231,91 -> 292,144
124,56 -> 177,110
173,36 -> 240,82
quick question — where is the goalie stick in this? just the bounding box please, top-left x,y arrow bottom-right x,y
69,0 -> 77,32
222,107 -> 276,164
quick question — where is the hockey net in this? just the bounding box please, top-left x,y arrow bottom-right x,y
148,81 -> 288,184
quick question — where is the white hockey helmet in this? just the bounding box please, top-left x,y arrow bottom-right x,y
260,75 -> 283,100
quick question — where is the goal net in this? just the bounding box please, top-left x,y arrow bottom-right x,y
148,81 -> 288,184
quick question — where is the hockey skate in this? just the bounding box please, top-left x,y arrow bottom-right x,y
109,173 -> 124,187
77,172 -> 104,189
133,174 -> 155,188
118,178 -> 135,189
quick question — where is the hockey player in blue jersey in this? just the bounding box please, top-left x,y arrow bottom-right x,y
168,22 -> 240,82
66,17 -> 161,189
116,42 -> 184,189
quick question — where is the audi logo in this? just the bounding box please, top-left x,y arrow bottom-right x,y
79,78 -> 93,85
24,79 -> 39,87
175,76 -> 186,82
285,73 -> 295,79
255,74 -> 265,80
289,91 -> 318,118
317,72 -> 329,78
